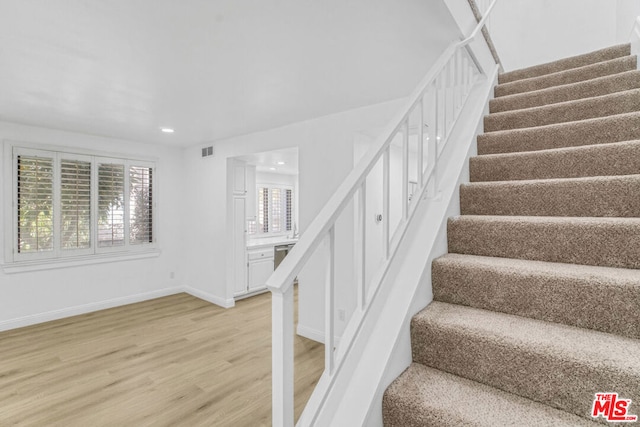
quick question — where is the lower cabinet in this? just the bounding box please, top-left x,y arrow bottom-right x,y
239,247 -> 274,297
248,257 -> 274,292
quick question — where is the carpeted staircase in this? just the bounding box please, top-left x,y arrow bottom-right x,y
383,44 -> 640,426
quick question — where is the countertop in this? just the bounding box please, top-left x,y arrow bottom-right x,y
246,236 -> 298,250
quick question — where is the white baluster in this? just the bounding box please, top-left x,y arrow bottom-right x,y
449,56 -> 455,129
325,226 -> 335,375
383,147 -> 390,259
356,182 -> 366,309
272,285 -> 294,427
431,81 -> 440,197
402,120 -> 409,221
456,49 -> 463,110
442,65 -> 448,143
417,97 -> 424,190
463,55 -> 470,97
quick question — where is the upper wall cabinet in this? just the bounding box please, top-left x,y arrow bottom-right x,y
232,159 -> 247,195
246,165 -> 256,220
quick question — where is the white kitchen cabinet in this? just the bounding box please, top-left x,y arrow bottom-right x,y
248,256 -> 274,292
246,165 -> 256,220
235,246 -> 274,297
232,160 -> 247,195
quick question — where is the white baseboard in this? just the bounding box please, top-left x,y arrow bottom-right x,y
0,286 -> 184,332
297,324 -> 324,343
184,286 -> 235,308
297,324 -> 342,346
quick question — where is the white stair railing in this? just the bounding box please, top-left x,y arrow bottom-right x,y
267,2 -> 499,425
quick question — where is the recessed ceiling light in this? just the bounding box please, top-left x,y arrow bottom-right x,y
276,161 -> 285,165
269,167 -> 276,171
160,128 -> 174,133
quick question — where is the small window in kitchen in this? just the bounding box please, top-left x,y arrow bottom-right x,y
251,186 -> 293,235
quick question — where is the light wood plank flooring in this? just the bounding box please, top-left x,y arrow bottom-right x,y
0,291 -> 323,426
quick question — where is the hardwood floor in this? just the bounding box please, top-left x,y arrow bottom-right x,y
0,290 -> 324,426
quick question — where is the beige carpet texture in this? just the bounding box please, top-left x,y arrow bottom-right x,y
383,43 -> 640,426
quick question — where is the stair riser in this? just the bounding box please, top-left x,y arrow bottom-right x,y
484,90 -> 640,132
495,56 -> 637,97
491,71 -> 640,113
432,259 -> 640,339
410,321 -> 640,421
460,176 -> 640,217
477,112 -> 640,155
470,140 -> 640,182
448,217 -> 640,269
498,44 -> 631,84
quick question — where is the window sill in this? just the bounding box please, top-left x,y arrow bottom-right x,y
2,249 -> 162,274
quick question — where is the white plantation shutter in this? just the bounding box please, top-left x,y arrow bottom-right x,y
258,187 -> 269,233
98,163 -> 125,247
129,166 -> 153,244
271,188 -> 282,232
60,159 -> 91,250
17,155 -> 54,253
285,189 -> 292,232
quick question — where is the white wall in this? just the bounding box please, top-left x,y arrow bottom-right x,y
616,0 -> 640,43
491,0 -> 618,71
181,99 -> 406,336
0,121 -> 185,330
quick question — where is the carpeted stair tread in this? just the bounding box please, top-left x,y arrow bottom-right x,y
477,112 -> 640,155
494,55 -> 637,97
411,301 -> 640,421
490,70 -> 640,113
470,140 -> 640,182
460,174 -> 640,217
432,253 -> 640,339
383,363 -> 598,427
484,89 -> 640,132
447,215 -> 640,269
498,44 -> 631,84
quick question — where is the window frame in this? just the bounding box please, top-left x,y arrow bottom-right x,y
3,140 -> 159,271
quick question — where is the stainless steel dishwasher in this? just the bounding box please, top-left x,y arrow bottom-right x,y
274,243 -> 295,270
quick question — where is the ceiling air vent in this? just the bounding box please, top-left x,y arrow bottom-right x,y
201,146 -> 214,158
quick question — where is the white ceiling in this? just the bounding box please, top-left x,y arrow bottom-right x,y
0,0 -> 459,147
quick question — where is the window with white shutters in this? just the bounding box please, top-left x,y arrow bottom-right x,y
129,166 -> 153,244
17,155 -> 54,253
258,187 -> 269,233
285,189 -> 292,232
253,186 -> 294,235
9,146 -> 156,264
98,163 -> 125,248
60,159 -> 91,250
271,188 -> 282,233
